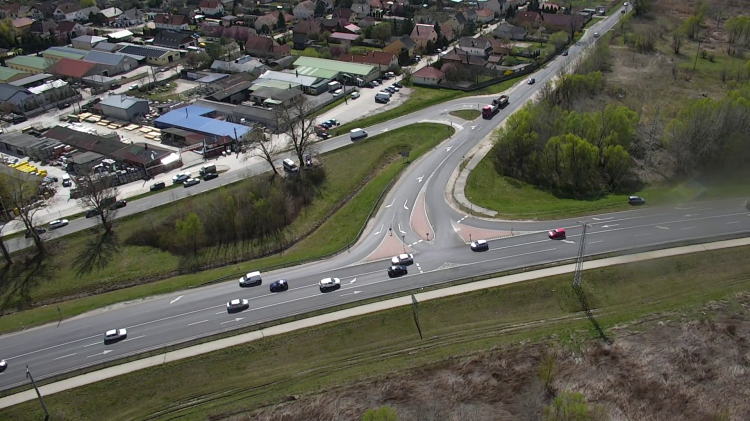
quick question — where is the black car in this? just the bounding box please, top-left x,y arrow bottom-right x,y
320,121 -> 332,129
24,227 -> 47,238
387,265 -> 408,278
393,82 -> 403,88
150,181 -> 166,191
109,200 -> 127,210
270,279 -> 289,292
85,209 -> 101,218
628,196 -> 646,206
562,50 -> 569,56
57,103 -> 70,110
203,172 -> 219,181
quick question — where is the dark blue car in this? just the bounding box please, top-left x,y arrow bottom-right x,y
270,279 -> 289,292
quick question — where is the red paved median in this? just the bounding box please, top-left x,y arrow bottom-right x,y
410,192 -> 434,241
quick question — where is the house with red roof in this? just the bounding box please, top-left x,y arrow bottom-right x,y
339,51 -> 397,71
412,66 -> 445,86
51,58 -> 100,79
244,34 -> 290,58
410,23 -> 437,49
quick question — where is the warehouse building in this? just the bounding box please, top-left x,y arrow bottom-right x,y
116,43 -> 180,66
292,56 -> 379,85
256,70 -> 328,95
99,95 -> 149,121
154,105 -> 252,140
82,51 -> 139,77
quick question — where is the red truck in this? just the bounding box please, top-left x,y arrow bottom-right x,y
481,95 -> 509,119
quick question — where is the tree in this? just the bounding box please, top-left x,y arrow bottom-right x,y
672,31 -> 683,54
0,216 -> 13,265
362,406 -> 400,421
602,144 -> 630,186
321,30 -> 331,45
425,39 -> 436,54
372,23 -> 392,46
315,0 -> 327,17
276,11 -> 286,30
276,98 -> 318,168
186,51 -> 211,69
550,31 -> 569,49
75,174 -> 120,235
0,175 -> 51,254
397,47 -> 410,66
175,212 -> 204,255
205,42 -> 225,60
243,127 -> 283,175
80,0 -> 96,7
682,14 -> 701,40
544,391 -> 590,421
633,0 -> 651,15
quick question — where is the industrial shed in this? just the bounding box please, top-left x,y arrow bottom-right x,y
154,105 -> 252,140
99,95 -> 149,121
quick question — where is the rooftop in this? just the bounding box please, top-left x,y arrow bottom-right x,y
83,50 -> 128,66
72,35 -> 108,45
44,47 -> 88,60
117,44 -> 175,58
0,67 -> 28,82
107,30 -> 134,39
154,105 -> 252,138
293,56 -> 375,77
258,70 -> 318,87
8,56 -> 53,70
28,80 -> 68,95
9,73 -> 54,87
51,58 -> 98,78
100,95 -> 148,109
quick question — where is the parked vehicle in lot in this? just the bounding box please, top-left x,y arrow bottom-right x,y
203,172 -> 219,181
470,239 -> 489,251
25,227 -> 47,238
351,91 -> 360,99
270,279 -> 289,292
183,178 -> 200,187
199,165 -> 216,176
387,265 -> 407,278
103,328 -> 127,344
49,219 -> 69,229
62,175 -> 72,187
85,209 -> 100,218
328,81 -> 342,91
548,228 -> 566,240
393,82 -> 403,88
375,95 -> 389,104
239,271 -> 262,287
226,298 -> 249,313
628,196 -> 646,205
350,128 -> 368,140
332,89 -> 344,97
150,181 -> 166,191
391,253 -> 414,266
319,277 -> 341,291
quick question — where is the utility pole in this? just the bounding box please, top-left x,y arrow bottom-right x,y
572,222 -> 590,289
26,366 -> 50,421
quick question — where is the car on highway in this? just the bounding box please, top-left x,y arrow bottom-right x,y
183,178 -> 200,187
49,219 -> 69,230
628,196 -> 646,205
391,253 -> 414,266
103,328 -> 127,344
226,298 -> 249,313
527,78 -> 536,85
203,172 -> 219,181
387,265 -> 407,278
351,91 -> 360,99
470,239 -> 489,251
25,227 -> 47,238
0,359 -> 6,372
172,172 -> 191,184
150,181 -> 166,191
269,279 -> 289,292
239,271 -> 262,287
109,199 -> 127,210
85,209 -> 101,218
319,277 -> 341,291
548,228 -> 566,240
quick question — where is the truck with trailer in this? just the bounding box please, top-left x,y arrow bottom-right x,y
481,95 -> 509,119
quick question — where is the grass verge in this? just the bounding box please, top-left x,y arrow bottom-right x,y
0,124 -> 454,334
449,109 -> 481,120
4,245 -> 750,421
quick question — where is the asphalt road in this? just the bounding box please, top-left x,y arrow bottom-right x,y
2,10 -> 749,391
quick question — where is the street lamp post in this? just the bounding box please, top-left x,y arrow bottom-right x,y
27,366 -> 50,421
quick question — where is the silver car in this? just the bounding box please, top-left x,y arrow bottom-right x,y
319,277 -> 341,291
391,253 -> 414,266
49,219 -> 69,229
104,328 -> 127,343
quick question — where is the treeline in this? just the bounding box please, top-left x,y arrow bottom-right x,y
664,87 -> 750,177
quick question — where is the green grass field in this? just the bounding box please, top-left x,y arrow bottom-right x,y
5,245 -> 750,421
0,124 -> 454,334
449,109 -> 481,120
465,156 -> 750,219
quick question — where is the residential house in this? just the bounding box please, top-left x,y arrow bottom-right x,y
480,0 -> 507,16
351,3 -> 370,19
343,24 -> 361,34
199,0 -> 224,16
176,7 -> 197,20
57,21 -> 87,38
118,44 -> 180,65
0,3 -> 20,19
11,18 -> 34,34
514,11 -> 542,29
329,32 -> 358,46
72,35 -> 108,50
292,0 -> 315,20
540,13 -> 585,34
153,14 -> 190,31
152,31 -> 196,49
489,38 -> 512,54
475,8 -> 494,23
443,13 -> 466,36
50,57 -> 100,79
335,8 -> 356,23
18,5 -> 44,20
82,51 -> 138,76
339,51 -> 397,71
53,3 -> 79,21
369,0 -> 383,11
292,19 -> 321,50
30,20 -> 58,38
458,37 -> 492,58
7,56 -> 55,74
410,23 -> 437,49
98,7 -> 123,24
441,23 -> 456,42
493,22 -> 526,40
244,34 -> 290,58
76,6 -> 101,21
464,9 -> 478,23
320,17 -> 341,32
441,48 -> 488,66
358,16 -> 376,28
34,1 -> 58,20
116,8 -> 144,27
411,66 -> 444,86
254,11 -> 293,32
383,35 -> 416,58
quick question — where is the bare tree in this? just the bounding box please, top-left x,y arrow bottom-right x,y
75,173 -> 119,234
242,126 -> 283,175
276,98 -> 318,168
0,175 -> 52,254
0,218 -> 13,265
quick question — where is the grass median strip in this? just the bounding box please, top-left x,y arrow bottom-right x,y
4,245 -> 750,420
0,124 -> 454,334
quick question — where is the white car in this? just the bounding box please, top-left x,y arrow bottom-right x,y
470,239 -> 489,251
332,89 -> 344,97
0,359 -> 7,372
226,298 -> 249,313
351,91 -> 360,99
319,277 -> 341,291
49,219 -> 69,229
172,172 -> 191,183
104,328 -> 127,343
391,253 -> 414,266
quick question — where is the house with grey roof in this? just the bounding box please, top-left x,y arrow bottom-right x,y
99,95 -> 149,121
82,51 -> 139,76
0,84 -> 37,115
72,35 -> 108,50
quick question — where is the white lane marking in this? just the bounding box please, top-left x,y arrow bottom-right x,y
417,175 -> 424,183
188,320 -> 209,326
416,263 -> 424,274
656,226 -> 669,230
591,217 -> 614,221
398,224 -> 406,234
588,240 -> 603,245
122,335 -> 144,342
698,208 -> 712,211
53,353 -> 76,361
600,224 -> 618,228
561,240 -> 575,244
584,212 -> 750,237
470,125 -> 476,130
446,146 -> 452,152
169,295 -> 183,304
457,215 -> 469,224
727,221 -> 739,224
683,214 -> 698,217
681,227 -> 696,230
340,291 -> 362,297
385,199 -> 395,208
403,200 -> 409,210
675,206 -> 694,210
86,350 -> 112,358
6,334 -> 102,360
137,202 -> 152,208
417,239 -> 423,243
635,233 -> 651,237
373,224 -> 383,236
215,311 -> 224,315
452,248 -> 557,267
350,278 -> 357,284
82,342 -> 99,348
220,318 -> 244,325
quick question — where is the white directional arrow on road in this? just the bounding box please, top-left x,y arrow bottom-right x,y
592,217 -> 614,221
382,128 -> 390,132
87,350 -> 112,358
221,318 -> 244,325
385,199 -> 395,208
350,278 -> 357,284
446,146 -> 452,152
601,224 -> 619,228
403,200 -> 409,210
373,225 -> 383,236
470,125 -> 477,130
398,224 -> 406,234
169,295 -> 183,304
417,175 -> 424,183
341,291 -> 362,297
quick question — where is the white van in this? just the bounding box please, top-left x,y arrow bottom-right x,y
282,158 -> 299,172
239,271 -> 262,287
350,128 -> 368,140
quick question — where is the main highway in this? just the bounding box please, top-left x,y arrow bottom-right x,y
1,9 -> 749,392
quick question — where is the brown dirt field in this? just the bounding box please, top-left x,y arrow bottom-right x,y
215,294 -> 750,421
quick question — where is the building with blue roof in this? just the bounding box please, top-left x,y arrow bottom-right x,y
154,105 -> 252,140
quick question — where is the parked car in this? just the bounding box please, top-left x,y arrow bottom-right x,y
390,85 -> 400,92
391,253 -> 414,266
332,89 -> 344,97
172,172 -> 191,184
150,181 -> 166,191
110,83 -> 121,90
628,196 -> 646,205
49,219 -> 69,230
470,239 -> 489,251
304,154 -> 313,167
85,209 -> 101,218
319,277 -> 341,291
109,200 -> 127,210
393,82 -> 403,88
203,172 -> 219,181
327,118 -> 340,126
548,228 -> 566,240
269,279 -> 289,292
183,178 -> 200,187
24,227 -> 47,238
226,298 -> 249,313
103,328 -> 127,344
57,103 -> 70,110
387,265 -> 407,278
351,91 -> 360,99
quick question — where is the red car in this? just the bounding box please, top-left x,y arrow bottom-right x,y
548,228 -> 566,239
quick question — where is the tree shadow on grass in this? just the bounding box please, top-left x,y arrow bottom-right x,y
71,230 -> 120,276
0,252 -> 52,313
